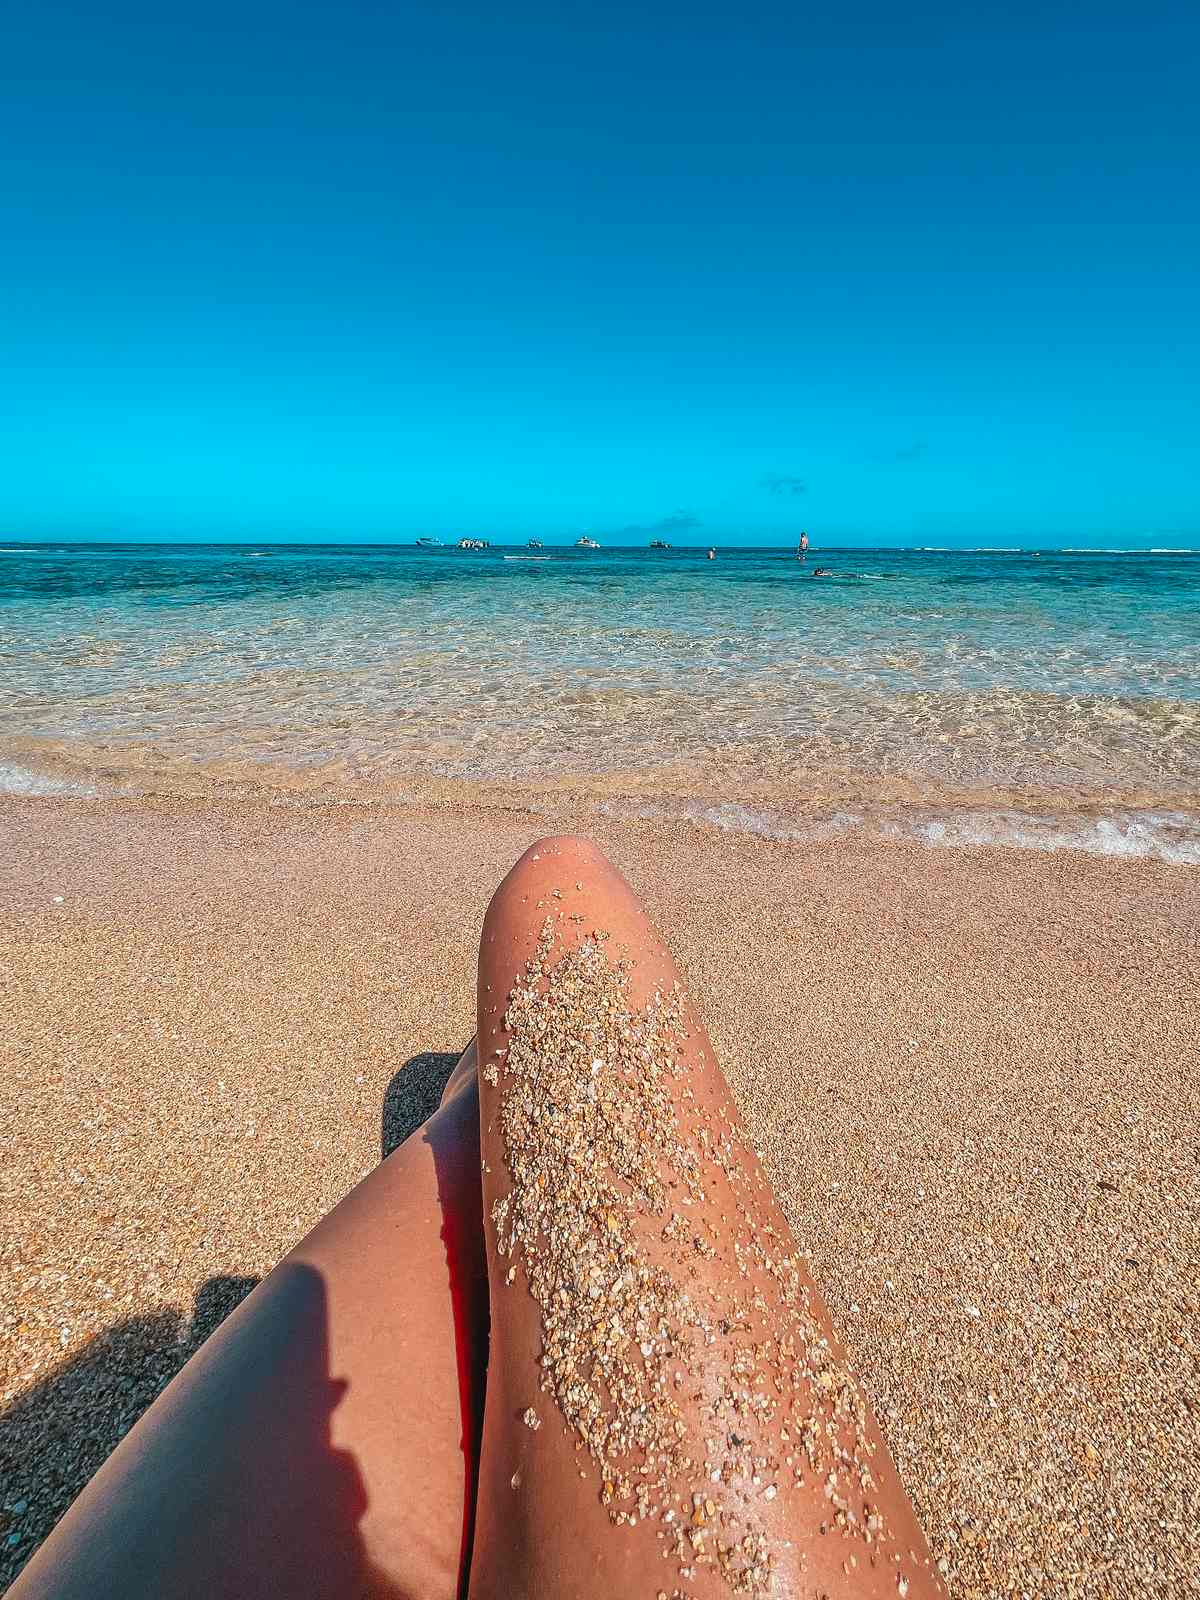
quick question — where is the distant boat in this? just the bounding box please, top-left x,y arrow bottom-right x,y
649,539 -> 671,550
527,538 -> 544,549
456,538 -> 490,550
575,536 -> 600,549
415,536 -> 442,547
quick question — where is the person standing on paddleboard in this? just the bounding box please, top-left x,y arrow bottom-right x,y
798,530 -> 809,560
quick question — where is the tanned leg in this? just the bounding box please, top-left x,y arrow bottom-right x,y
469,837 -> 942,1600
11,1045 -> 486,1600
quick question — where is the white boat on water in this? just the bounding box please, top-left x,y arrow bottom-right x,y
575,536 -> 600,549
415,536 -> 442,547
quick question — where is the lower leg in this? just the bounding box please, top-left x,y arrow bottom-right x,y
470,836 -> 942,1600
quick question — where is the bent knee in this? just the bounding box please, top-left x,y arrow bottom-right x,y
481,836 -> 625,943
521,834 -> 608,868
492,836 -> 611,903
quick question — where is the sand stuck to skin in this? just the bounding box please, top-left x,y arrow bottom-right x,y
1,794 -> 1198,1597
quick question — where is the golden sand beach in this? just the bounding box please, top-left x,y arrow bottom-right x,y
2,793 -> 1198,1597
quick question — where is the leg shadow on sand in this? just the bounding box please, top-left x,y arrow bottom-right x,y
0,1276 -> 258,1589
381,1050 -> 464,1157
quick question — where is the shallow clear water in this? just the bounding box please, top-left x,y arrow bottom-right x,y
2,542 -> 1198,847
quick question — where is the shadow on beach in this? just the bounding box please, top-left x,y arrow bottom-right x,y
0,1275 -> 259,1590
381,1049 -> 462,1157
1,1052 -> 467,1592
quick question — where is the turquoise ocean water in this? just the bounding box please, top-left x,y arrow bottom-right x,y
2,542 -> 1198,858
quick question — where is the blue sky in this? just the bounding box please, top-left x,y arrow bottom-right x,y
2,0 -> 1197,546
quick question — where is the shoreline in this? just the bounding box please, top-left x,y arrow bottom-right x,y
2,793 -> 1199,1596
3,741 -> 1200,865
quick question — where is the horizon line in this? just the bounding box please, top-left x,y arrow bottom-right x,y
2,538 -> 1198,554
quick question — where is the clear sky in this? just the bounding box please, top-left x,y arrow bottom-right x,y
2,0 -> 1197,546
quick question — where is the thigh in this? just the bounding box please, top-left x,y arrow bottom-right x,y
469,837 -> 941,1600
12,1083 -> 485,1600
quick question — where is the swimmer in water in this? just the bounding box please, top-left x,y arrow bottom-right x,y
12,840 -> 944,1600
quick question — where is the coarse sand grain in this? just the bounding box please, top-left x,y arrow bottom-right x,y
1,793 -> 1198,1597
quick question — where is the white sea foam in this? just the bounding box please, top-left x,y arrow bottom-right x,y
896,811 -> 1200,865
0,763 -> 99,798
599,797 -> 1200,864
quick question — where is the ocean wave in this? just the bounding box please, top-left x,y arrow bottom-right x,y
598,798 -> 1200,864
0,762 -> 99,798
897,810 -> 1200,865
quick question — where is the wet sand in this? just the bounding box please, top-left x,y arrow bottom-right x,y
2,793 -> 1198,1597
